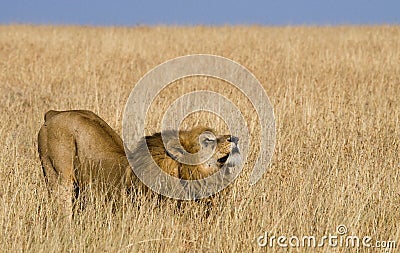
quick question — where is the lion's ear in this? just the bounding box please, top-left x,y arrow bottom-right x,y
165,139 -> 184,160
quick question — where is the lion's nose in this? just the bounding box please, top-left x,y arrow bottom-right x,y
228,136 -> 239,144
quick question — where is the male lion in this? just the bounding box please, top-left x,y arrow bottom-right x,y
38,110 -> 240,219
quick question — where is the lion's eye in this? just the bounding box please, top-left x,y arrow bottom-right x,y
202,138 -> 216,147
204,138 -> 216,143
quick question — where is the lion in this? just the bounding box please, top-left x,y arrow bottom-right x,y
38,110 -> 241,219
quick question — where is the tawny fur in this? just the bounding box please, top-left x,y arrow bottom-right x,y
38,110 -> 240,219
38,110 -> 133,219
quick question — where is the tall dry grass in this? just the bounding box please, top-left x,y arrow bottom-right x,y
0,25 -> 399,252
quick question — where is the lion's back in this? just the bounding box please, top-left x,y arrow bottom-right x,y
40,110 -> 125,159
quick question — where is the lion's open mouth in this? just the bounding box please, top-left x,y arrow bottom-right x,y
217,154 -> 230,164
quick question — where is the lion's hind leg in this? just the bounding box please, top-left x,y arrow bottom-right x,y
38,125 -> 78,221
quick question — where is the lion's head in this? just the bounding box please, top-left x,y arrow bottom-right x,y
129,126 -> 241,181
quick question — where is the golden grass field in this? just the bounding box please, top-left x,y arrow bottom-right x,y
0,25 -> 399,252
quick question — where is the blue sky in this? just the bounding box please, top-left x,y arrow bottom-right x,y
1,0 -> 399,26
